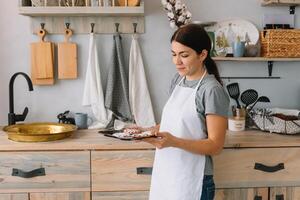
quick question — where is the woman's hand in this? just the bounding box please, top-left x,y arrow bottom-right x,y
142,131 -> 177,149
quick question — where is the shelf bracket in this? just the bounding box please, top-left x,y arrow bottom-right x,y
267,61 -> 273,77
290,6 -> 296,15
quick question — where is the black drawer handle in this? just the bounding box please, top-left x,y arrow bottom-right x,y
136,167 -> 152,175
254,162 -> 284,173
254,195 -> 262,200
276,194 -> 284,200
12,167 -> 45,178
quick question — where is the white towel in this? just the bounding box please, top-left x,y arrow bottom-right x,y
129,34 -> 156,127
82,33 -> 112,129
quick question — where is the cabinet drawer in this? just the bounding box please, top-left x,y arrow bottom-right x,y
93,191 -> 149,200
0,151 -> 90,193
214,148 -> 300,188
92,150 -> 154,191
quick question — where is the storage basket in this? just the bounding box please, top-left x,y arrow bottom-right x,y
248,108 -> 300,135
260,29 -> 300,57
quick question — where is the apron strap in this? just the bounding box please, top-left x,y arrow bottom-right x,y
195,70 -> 207,90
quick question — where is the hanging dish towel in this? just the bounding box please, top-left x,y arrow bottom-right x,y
82,33 -> 112,129
129,34 -> 156,127
105,33 -> 133,125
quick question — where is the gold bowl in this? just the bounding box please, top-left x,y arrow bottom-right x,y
3,122 -> 77,142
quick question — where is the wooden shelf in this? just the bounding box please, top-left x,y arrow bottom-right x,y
19,4 -> 144,17
213,57 -> 300,61
261,0 -> 300,6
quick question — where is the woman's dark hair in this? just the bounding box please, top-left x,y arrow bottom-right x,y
171,24 -> 222,85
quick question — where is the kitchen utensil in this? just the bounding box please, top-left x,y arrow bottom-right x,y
240,89 -> 258,108
226,82 -> 241,108
117,0 -> 140,6
30,28 -> 54,85
58,27 -> 77,79
248,96 -> 270,110
3,122 -> 77,142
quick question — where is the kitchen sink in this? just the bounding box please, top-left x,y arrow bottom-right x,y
2,122 -> 77,142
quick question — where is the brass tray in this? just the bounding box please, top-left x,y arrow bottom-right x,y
3,122 -> 77,142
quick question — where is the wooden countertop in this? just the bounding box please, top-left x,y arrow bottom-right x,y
0,129 -> 300,151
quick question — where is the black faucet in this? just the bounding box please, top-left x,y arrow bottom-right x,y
8,72 -> 33,125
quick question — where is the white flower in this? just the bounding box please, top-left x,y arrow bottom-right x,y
169,0 -> 176,4
166,3 -> 173,11
175,1 -> 182,10
170,21 -> 177,29
178,15 -> 185,22
161,0 -> 168,7
186,11 -> 192,18
167,12 -> 175,19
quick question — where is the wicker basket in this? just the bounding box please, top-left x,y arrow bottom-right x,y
249,108 -> 300,135
260,29 -> 300,57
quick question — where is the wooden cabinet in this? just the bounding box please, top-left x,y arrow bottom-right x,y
0,194 -> 29,200
270,187 -> 300,200
91,150 -> 154,192
0,151 -> 90,193
92,191 -> 149,200
215,188 -> 268,200
0,130 -> 300,199
213,131 -> 300,200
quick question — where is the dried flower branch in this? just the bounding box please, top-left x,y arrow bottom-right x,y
161,0 -> 192,29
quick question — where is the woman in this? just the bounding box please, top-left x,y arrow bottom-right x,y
130,24 -> 229,200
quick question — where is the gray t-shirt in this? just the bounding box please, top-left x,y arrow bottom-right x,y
169,73 -> 229,175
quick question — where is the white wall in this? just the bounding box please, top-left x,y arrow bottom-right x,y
1,0 -> 300,125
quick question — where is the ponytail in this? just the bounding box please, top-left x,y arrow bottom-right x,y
204,56 -> 222,85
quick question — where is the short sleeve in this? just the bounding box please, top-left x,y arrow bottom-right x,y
204,85 -> 230,117
169,73 -> 181,96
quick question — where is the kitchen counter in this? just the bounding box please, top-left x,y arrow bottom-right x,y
0,128 -> 299,151
1,128 -> 300,199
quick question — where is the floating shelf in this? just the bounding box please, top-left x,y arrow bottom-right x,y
18,1 -> 145,34
18,4 -> 144,17
261,0 -> 300,6
213,57 -> 300,78
213,57 -> 300,61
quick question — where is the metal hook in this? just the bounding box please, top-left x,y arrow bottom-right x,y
40,23 -> 45,30
115,23 -> 120,33
133,23 -> 137,33
91,23 -> 95,33
65,23 -> 70,29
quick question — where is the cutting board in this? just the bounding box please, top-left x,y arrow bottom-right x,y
30,29 -> 54,85
117,0 -> 140,6
58,28 -> 77,79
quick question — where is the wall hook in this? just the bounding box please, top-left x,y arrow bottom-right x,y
90,23 -> 95,33
65,22 -> 70,29
115,23 -> 120,33
133,23 -> 137,33
40,23 -> 45,30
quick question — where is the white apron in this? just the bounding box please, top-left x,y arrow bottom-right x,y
149,71 -> 207,200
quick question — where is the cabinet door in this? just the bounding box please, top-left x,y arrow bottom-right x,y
92,150 -> 154,192
270,187 -> 300,200
0,151 -> 90,193
0,194 -> 28,200
30,192 -> 90,200
215,188 -> 268,200
213,148 -> 300,188
92,191 -> 149,200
